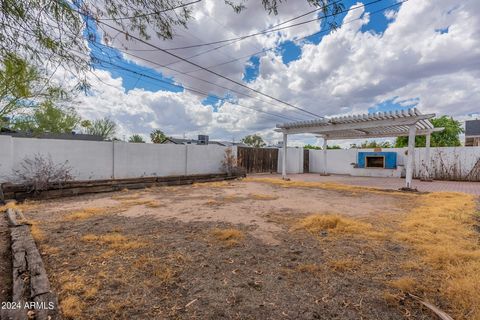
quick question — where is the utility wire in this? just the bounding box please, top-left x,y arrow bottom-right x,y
161,0 -> 379,51
80,0 -> 202,21
95,20 -> 324,118
92,56 -> 299,122
184,0 -> 408,73
88,39 -> 307,121
126,0 -> 342,52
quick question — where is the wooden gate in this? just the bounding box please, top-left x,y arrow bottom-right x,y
303,149 -> 309,173
237,147 -> 278,173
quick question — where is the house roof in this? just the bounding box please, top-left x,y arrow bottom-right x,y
276,108 -> 443,139
0,129 -> 104,141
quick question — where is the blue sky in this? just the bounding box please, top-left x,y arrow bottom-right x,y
88,0 -> 404,113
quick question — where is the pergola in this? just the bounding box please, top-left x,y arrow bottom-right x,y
275,108 -> 443,189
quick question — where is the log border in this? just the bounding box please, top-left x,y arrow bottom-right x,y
1,172 -> 245,202
1,208 -> 58,320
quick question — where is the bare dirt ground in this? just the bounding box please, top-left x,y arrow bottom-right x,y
5,178 -> 480,320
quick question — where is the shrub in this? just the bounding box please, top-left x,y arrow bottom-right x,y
12,153 -> 74,192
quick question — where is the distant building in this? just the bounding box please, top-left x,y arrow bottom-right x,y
465,120 -> 480,146
164,135 -> 247,147
0,128 -> 104,141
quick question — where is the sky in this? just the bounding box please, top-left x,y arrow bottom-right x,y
69,0 -> 480,146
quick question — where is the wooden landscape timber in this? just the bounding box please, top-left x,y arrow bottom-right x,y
2,208 -> 58,320
0,172 -> 245,201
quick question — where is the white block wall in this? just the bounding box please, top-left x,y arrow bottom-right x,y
307,147 -> 480,180
277,147 -> 304,174
0,136 -> 229,183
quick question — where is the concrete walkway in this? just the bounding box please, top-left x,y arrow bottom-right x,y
250,173 -> 480,196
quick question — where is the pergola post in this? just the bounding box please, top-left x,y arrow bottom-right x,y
282,132 -> 288,180
424,131 -> 432,181
322,137 -> 328,175
405,124 -> 417,188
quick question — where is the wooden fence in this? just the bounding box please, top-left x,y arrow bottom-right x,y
237,147 -> 278,173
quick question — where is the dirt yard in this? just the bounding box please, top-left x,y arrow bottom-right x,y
3,177 -> 480,320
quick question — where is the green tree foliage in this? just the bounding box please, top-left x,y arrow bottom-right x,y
150,129 -> 168,143
83,117 -> 117,140
350,141 -> 392,149
394,116 -> 463,147
303,144 -> 321,150
304,144 -> 341,149
0,1 -> 343,82
242,134 -> 266,148
129,134 -> 146,143
0,54 -> 69,127
13,102 -> 81,134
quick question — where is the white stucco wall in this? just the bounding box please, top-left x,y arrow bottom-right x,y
0,137 -> 230,183
277,147 -> 304,174
307,147 -> 480,180
9,137 -> 114,180
113,142 -> 186,178
186,144 -> 227,175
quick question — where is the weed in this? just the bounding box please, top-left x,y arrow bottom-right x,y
29,220 -> 45,242
249,193 -> 278,200
295,214 -> 374,236
63,207 -> 107,221
296,263 -> 321,274
211,228 -> 245,246
60,296 -> 83,319
395,192 -> 480,319
81,232 -> 147,251
328,258 -> 360,272
388,276 -> 416,292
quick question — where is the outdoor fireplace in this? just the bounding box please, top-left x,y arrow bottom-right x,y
365,156 -> 385,168
357,152 -> 397,169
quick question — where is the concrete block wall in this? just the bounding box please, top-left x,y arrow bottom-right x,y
0,136 -> 229,183
277,147 -> 304,174
308,147 -> 480,181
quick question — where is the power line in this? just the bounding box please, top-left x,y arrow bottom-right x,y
78,0 -> 202,21
88,40 -> 307,121
92,56 -> 299,123
126,0 -> 343,53
95,20 -> 324,118
161,0 -> 378,51
184,0 -> 408,73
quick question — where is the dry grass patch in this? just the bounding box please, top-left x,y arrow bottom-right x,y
40,244 -> 60,256
120,198 -> 161,208
134,255 -> 175,283
295,214 -> 377,237
328,258 -> 361,272
296,263 -> 322,274
0,200 -> 38,212
193,181 -> 232,188
29,220 -> 46,242
63,207 -> 108,221
243,177 -> 405,195
210,228 -> 245,247
81,232 -> 147,250
395,192 -> 480,320
388,276 -> 417,292
60,296 -> 84,319
111,192 -> 141,200
249,193 -> 278,200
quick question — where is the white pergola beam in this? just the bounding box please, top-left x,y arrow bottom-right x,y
278,114 -> 435,135
318,127 -> 444,140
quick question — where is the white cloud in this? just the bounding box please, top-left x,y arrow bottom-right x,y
75,0 -> 480,145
